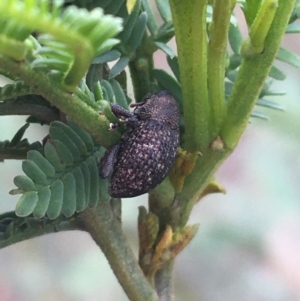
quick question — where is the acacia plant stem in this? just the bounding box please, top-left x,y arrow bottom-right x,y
0,56 -> 120,149
221,0 -> 295,148
155,260 -> 175,301
0,213 -> 83,249
177,0 -> 295,203
79,204 -> 159,301
129,35 -> 155,102
249,0 -> 278,54
208,0 -> 235,137
169,0 -> 210,152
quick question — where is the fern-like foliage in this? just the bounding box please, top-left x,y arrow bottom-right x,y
87,0 -> 176,79
0,211 -> 83,249
0,123 -> 42,161
0,0 -> 299,224
89,0 -> 148,79
76,76 -> 129,110
0,0 -> 123,91
10,120 -> 110,220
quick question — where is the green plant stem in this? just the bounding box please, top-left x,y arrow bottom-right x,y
208,0 -> 235,137
152,150 -> 228,228
0,55 -> 120,148
0,35 -> 27,60
249,0 -> 278,54
170,0 -> 295,223
178,150 -> 228,225
129,59 -> 151,101
169,0 -> 210,152
0,213 -> 83,249
79,204 -> 159,301
221,0 -> 295,149
155,261 -> 175,301
129,36 -> 155,102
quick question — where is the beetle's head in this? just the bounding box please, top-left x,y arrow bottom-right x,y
133,91 -> 180,130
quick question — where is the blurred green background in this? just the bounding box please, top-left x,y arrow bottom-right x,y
0,8 -> 300,301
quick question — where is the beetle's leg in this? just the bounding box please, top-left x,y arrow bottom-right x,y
124,115 -> 139,128
109,103 -> 140,129
99,143 -> 122,178
110,103 -> 132,119
108,122 -> 124,131
108,103 -> 133,130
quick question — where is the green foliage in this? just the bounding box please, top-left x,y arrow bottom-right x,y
0,0 -> 297,231
10,120 -> 109,219
0,0 -> 297,232
86,0 -> 177,84
0,210 -> 82,248
0,1 -> 299,300
0,0 -> 123,91
0,124 -> 42,161
76,74 -> 130,113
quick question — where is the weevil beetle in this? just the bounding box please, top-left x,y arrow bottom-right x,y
99,91 -> 180,198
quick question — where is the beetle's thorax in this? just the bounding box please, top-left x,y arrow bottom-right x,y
133,92 -> 180,130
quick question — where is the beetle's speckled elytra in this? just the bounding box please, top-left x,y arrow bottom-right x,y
99,91 -> 180,198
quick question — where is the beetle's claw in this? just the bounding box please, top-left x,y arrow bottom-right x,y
109,123 -> 118,131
